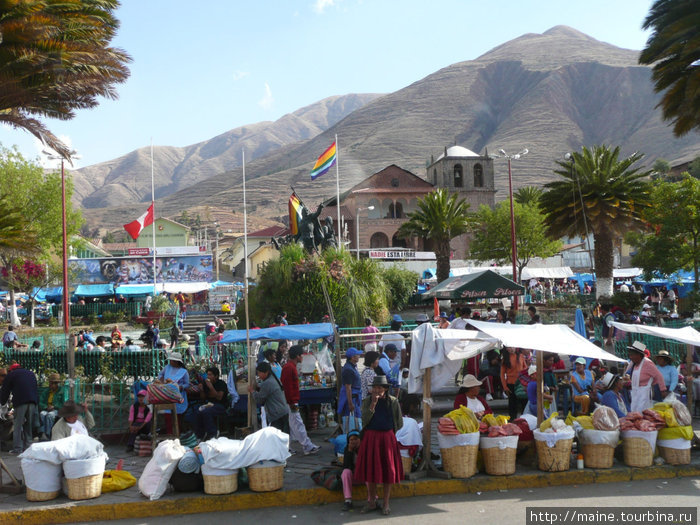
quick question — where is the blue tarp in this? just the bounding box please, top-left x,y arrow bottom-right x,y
115,284 -> 154,297
220,322 -> 335,344
73,284 -> 114,297
210,280 -> 234,288
32,286 -> 63,303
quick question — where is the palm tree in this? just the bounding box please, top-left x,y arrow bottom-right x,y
0,0 -> 131,158
514,186 -> 543,207
540,145 -> 652,299
397,188 -> 472,283
639,0 -> 700,137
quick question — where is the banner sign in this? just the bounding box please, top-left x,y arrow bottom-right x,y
69,255 -> 214,285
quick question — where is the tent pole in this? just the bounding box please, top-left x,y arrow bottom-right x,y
536,350 -> 544,425
686,344 -> 694,413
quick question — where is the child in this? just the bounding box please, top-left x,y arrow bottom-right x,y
341,430 -> 361,511
126,390 -> 152,452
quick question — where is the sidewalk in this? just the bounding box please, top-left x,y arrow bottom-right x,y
1,419 -> 699,525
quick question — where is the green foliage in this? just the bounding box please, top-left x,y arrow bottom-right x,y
640,0 -> 700,137
609,291 -> 644,313
149,295 -> 170,314
513,186 -> 543,207
381,266 -> 420,311
689,157 -> 700,179
651,158 -> 671,179
469,201 -> 562,280
250,245 -> 390,327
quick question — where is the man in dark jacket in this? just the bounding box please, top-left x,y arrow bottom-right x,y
0,365 -> 38,453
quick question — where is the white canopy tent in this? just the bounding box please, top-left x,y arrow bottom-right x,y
521,267 -> 574,281
613,268 -> 643,279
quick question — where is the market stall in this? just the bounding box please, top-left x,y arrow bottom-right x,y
422,269 -> 525,300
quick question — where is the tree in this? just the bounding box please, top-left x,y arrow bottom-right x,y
397,189 -> 472,283
540,145 -> 652,298
639,0 -> 700,137
0,146 -> 83,324
0,0 -> 131,158
468,201 -> 562,281
513,186 -> 543,207
651,158 -> 671,179
689,156 -> 700,179
627,177 -> 700,307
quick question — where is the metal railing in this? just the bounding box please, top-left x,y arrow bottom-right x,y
51,302 -> 142,319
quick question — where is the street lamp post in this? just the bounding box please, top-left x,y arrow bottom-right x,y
493,148 -> 528,309
213,222 -> 220,281
355,206 -> 375,260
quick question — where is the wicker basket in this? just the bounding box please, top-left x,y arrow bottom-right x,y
247,464 -> 284,492
25,488 -> 60,502
203,472 -> 238,495
66,473 -> 103,500
440,445 -> 478,478
582,444 -> 616,469
481,447 -> 517,476
658,446 -> 690,466
622,437 -> 654,467
401,455 -> 413,476
535,437 -> 573,472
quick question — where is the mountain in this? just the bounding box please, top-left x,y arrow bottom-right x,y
84,26 -> 700,230
72,93 -> 383,208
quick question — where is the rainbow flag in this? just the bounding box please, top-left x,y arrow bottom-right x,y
310,141 -> 337,180
288,193 -> 304,235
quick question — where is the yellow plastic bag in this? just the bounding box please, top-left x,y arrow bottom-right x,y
101,470 -> 137,493
539,412 -> 559,431
481,413 -> 509,428
658,425 -> 693,441
445,406 -> 480,433
574,416 -> 594,429
565,412 -> 575,427
652,403 -> 679,428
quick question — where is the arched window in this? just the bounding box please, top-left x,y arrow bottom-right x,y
473,163 -> 484,188
393,199 -> 407,219
391,233 -> 407,248
368,199 -> 381,219
408,199 -> 417,214
382,198 -> 393,218
454,164 -> 463,187
370,232 -> 389,248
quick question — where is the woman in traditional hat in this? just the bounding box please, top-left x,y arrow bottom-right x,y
624,341 -> 667,412
156,351 -> 189,434
653,350 -> 677,401
599,372 -> 630,418
38,373 -> 68,440
51,401 -> 95,440
355,375 -> 403,516
453,374 -> 492,418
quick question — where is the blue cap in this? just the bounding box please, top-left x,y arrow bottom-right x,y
346,347 -> 363,358
439,312 -> 448,319
392,314 -> 404,323
347,430 -> 361,439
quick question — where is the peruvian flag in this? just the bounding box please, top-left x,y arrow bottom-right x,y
123,203 -> 154,240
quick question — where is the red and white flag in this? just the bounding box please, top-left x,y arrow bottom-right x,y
123,203 -> 154,240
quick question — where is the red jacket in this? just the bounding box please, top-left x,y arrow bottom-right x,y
281,361 -> 300,405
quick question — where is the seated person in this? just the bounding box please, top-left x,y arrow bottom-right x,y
38,373 -> 67,440
478,349 -> 501,400
570,357 -> 594,414
453,375 -> 492,419
2,326 -> 27,350
29,340 -> 41,352
51,401 -> 95,440
526,365 -> 554,417
111,325 -> 125,349
123,338 -> 141,352
126,390 -> 152,451
194,367 -> 228,440
599,372 -> 630,417
94,336 -> 109,352
341,430 -> 361,511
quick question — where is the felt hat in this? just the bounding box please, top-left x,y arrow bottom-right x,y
181,334 -> 190,342
415,313 -> 429,323
460,374 -> 482,388
627,341 -> 647,355
168,351 -> 184,363
48,373 -> 61,383
58,401 -> 83,418
371,375 -> 389,387
601,372 -> 620,390
345,347 -> 363,358
655,350 -> 674,364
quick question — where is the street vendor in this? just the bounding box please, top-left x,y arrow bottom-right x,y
599,372 -> 630,418
624,341 -> 667,412
51,401 -> 95,440
38,373 -> 67,440
653,350 -> 678,400
570,357 -> 594,414
453,374 -> 492,418
338,347 -> 363,432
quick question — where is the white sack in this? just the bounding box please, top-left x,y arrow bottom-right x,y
579,429 -> 619,447
63,453 -> 108,479
621,430 -> 658,450
201,465 -> 238,476
200,427 -> 290,470
657,438 -> 691,450
19,435 -> 104,464
21,458 -> 62,493
138,439 -> 187,501
520,414 -> 538,431
437,431 -> 480,449
533,428 -> 575,448
480,435 -> 519,450
396,417 -> 422,447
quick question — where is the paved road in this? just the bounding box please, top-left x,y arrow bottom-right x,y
87,477 -> 699,525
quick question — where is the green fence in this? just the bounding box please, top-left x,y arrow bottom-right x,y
51,302 -> 143,319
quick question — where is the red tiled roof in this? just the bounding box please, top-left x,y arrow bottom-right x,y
249,225 -> 289,237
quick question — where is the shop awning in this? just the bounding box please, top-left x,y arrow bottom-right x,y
613,268 -> 643,278
611,322 -> 700,347
158,282 -> 212,294
115,284 -> 155,297
32,286 -> 64,303
220,322 -> 335,344
521,267 -> 574,281
73,284 -> 114,297
422,269 -> 524,299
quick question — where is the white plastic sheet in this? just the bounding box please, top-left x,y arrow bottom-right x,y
201,465 -> 238,476
533,428 -> 575,448
657,438 -> 691,450
199,427 -> 290,470
621,429 -> 658,450
19,435 -> 104,464
63,453 -> 108,479
437,431 -> 480,449
611,322 -> 700,347
21,458 -> 62,493
396,417 -> 422,448
138,439 -> 187,501
579,429 -> 619,447
480,435 -> 519,450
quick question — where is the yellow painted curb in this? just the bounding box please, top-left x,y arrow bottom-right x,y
1,462 -> 698,524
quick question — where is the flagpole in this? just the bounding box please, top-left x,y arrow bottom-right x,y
151,139 -> 157,296
335,134 -> 341,249
242,149 -> 255,430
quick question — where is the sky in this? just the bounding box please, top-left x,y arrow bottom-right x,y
0,0 -> 655,170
